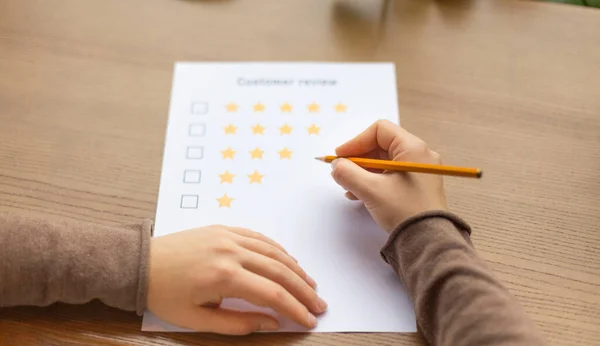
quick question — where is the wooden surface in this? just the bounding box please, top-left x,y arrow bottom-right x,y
1,0 -> 599,345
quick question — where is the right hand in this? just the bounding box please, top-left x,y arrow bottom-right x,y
146,225 -> 327,335
330,120 -> 447,233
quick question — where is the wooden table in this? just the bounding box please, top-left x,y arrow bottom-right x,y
1,0 -> 599,345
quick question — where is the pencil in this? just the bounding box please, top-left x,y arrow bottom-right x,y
315,156 -> 482,179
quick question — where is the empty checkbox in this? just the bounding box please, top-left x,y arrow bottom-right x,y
189,123 -> 206,137
191,102 -> 208,115
186,146 -> 204,159
183,170 -> 202,183
181,195 -> 199,209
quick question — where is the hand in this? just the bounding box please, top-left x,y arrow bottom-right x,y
330,120 -> 447,233
146,225 -> 327,335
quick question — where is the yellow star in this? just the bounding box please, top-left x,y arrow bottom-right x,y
217,194 -> 234,208
253,102 -> 266,112
249,147 -> 264,159
248,171 -> 264,184
307,124 -> 320,135
334,103 -> 347,113
280,102 -> 292,113
279,124 -> 293,135
219,171 -> 235,184
307,102 -> 319,113
278,147 -> 292,159
252,124 -> 265,135
225,102 -> 238,112
221,147 -> 236,159
224,124 -> 237,135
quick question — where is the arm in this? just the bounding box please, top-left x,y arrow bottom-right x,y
0,211 -> 151,314
381,211 -> 545,346
0,211 -> 326,334
330,120 -> 546,345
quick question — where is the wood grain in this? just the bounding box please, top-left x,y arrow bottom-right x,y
1,0 -> 599,345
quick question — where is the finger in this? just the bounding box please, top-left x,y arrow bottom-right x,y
345,191 -> 359,200
226,227 -> 297,262
234,235 -> 317,289
335,120 -> 425,160
331,158 -> 381,201
224,270 -> 318,329
189,307 -> 279,335
241,251 -> 326,315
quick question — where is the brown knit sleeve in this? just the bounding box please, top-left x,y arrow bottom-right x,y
0,211 -> 152,316
381,210 -> 546,346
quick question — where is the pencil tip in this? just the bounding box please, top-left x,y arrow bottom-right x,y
315,157 -> 324,162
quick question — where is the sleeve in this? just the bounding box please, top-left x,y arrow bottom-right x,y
0,211 -> 152,316
380,210 -> 546,346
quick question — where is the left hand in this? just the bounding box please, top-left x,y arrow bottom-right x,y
146,225 -> 326,335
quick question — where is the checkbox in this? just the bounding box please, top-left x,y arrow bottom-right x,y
191,102 -> 208,115
189,123 -> 206,137
183,170 -> 202,183
181,195 -> 199,209
186,146 -> 204,159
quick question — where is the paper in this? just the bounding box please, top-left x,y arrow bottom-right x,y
142,62 -> 416,333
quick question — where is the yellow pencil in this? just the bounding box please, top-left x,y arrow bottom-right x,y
315,156 -> 482,179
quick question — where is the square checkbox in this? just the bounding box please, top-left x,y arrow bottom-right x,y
183,170 -> 202,183
181,195 -> 199,209
189,123 -> 206,137
191,102 -> 208,115
186,146 -> 204,159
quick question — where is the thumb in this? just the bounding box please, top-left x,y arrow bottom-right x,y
331,158 -> 379,200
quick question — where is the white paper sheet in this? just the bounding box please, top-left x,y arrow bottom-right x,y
142,62 -> 416,333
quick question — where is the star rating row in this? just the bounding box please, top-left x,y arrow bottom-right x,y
218,170 -> 264,184
225,102 -> 347,113
223,123 -> 320,135
221,147 -> 293,160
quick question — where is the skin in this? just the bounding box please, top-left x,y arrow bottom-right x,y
147,226 -> 325,334
331,119 -> 446,233
146,120 -> 446,334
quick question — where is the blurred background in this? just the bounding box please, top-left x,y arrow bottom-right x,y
543,0 -> 600,7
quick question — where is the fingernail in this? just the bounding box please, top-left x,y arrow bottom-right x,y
317,297 -> 328,313
259,320 -> 279,331
330,159 -> 339,169
306,274 -> 317,288
307,313 -> 318,327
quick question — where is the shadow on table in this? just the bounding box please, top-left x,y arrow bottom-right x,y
0,302 -> 310,345
394,0 -> 476,25
328,0 -> 477,57
328,0 -> 391,56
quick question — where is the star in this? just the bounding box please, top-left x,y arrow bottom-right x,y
334,103 -> 347,113
248,171 -> 264,184
221,147 -> 236,159
278,147 -> 292,159
307,124 -> 320,135
219,171 -> 235,184
252,124 -> 265,135
217,194 -> 234,208
280,102 -> 292,113
253,102 -> 266,112
279,124 -> 293,135
224,124 -> 237,135
249,147 -> 264,159
307,102 -> 319,113
225,102 -> 238,112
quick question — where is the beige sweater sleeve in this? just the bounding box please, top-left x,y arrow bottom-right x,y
381,210 -> 546,345
0,211 -> 152,315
